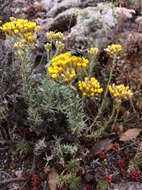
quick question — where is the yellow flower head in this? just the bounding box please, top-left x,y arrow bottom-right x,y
44,42 -> 52,51
14,41 -> 25,50
46,31 -> 55,41
55,32 -> 63,40
78,77 -> 103,99
46,31 -> 63,41
9,17 -> 17,22
109,84 -> 133,101
107,44 -> 122,56
0,18 -> 40,46
88,48 -> 99,56
14,49 -> 25,57
55,41 -> 64,51
48,52 -> 89,83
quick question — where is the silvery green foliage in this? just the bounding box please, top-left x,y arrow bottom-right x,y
16,142 -> 30,155
39,71 -> 74,111
34,138 -> 47,156
38,66 -> 87,130
44,154 -> 53,166
38,137 -> 46,147
52,136 -> 78,165
65,94 -> 87,130
62,144 -> 78,155
53,137 -> 78,156
26,60 -> 88,130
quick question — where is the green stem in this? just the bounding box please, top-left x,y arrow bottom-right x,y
89,102 -> 116,139
88,56 -> 96,78
113,101 -> 121,125
20,48 -> 33,98
90,55 -> 117,129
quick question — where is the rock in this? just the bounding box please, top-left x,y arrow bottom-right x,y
115,7 -> 135,19
42,0 -> 120,17
12,0 -> 136,52
46,8 -> 77,32
63,3 -> 118,50
40,1 -> 136,50
0,0 -> 12,22
45,0 -> 82,17
109,182 -> 142,190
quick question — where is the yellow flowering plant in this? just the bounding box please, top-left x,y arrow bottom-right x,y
107,44 -> 122,57
108,84 -> 133,127
78,77 -> 103,99
1,16 -> 140,190
87,47 -> 99,77
44,31 -> 64,59
89,44 -> 122,130
0,17 -> 40,47
55,41 -> 65,53
109,84 -> 133,101
88,48 -> 99,56
48,52 -> 89,84
1,17 -> 135,139
46,42 -> 133,138
46,31 -> 63,42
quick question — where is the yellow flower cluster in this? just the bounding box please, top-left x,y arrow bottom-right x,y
44,42 -> 52,50
55,41 -> 65,51
107,44 -> 122,56
88,48 -> 99,56
14,40 -> 26,57
14,41 -> 25,49
46,31 -> 63,41
44,31 -> 64,53
109,84 -> 133,101
78,77 -> 103,99
0,18 -> 40,46
48,52 -> 89,83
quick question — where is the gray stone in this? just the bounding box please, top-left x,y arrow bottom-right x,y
40,1 -> 135,50
63,4 -> 118,50
109,182 -> 142,190
0,0 -> 12,21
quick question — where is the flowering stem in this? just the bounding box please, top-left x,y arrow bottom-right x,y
88,56 -> 96,78
20,48 -> 33,99
89,102 -> 116,139
90,55 -> 117,130
113,101 -> 121,125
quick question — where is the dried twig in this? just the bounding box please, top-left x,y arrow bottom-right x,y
0,170 -> 12,178
0,177 -> 25,186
